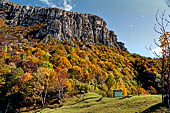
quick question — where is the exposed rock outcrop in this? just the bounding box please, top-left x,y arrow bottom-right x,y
0,0 -> 127,51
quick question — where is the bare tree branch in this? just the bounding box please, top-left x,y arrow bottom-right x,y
166,0 -> 170,8
154,10 -> 169,34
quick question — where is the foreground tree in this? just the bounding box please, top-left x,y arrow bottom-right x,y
105,74 -> 115,97
153,8 -> 170,108
52,68 -> 70,102
31,67 -> 53,107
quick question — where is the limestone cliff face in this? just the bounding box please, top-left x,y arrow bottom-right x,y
0,0 -> 127,51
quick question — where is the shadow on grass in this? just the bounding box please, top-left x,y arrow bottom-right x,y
71,97 -> 98,105
142,103 -> 163,113
96,97 -> 103,102
118,95 -> 132,100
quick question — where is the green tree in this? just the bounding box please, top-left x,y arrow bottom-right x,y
105,74 -> 115,97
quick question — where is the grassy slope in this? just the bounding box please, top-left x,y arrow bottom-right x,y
34,92 -> 161,113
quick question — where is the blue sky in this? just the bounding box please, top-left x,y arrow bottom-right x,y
9,0 -> 170,57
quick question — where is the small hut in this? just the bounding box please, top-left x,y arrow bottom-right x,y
113,89 -> 122,97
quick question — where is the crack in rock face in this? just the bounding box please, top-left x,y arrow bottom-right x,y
0,0 -> 127,51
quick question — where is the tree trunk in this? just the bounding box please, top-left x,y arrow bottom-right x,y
94,84 -> 96,92
167,93 -> 170,109
167,72 -> 170,108
41,93 -> 45,107
58,89 -> 61,99
5,102 -> 9,113
5,97 -> 12,113
34,100 -> 37,107
61,88 -> 64,99
161,73 -> 165,104
43,88 -> 48,106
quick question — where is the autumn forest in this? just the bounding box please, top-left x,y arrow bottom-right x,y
0,0 -> 168,112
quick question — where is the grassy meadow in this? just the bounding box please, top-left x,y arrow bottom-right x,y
28,92 -> 163,113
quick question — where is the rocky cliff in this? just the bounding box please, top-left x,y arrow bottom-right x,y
0,0 -> 127,51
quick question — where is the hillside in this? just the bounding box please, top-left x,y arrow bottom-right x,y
0,0 -> 163,113
32,92 -> 162,113
0,36 -> 162,112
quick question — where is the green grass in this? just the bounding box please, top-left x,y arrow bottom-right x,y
31,92 -> 162,113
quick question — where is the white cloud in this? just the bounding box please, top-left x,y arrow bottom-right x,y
39,0 -> 57,7
62,0 -> 73,11
130,24 -> 134,28
39,0 -> 74,11
141,15 -> 145,18
150,47 -> 162,57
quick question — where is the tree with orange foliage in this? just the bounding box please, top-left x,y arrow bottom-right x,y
52,68 -> 70,101
153,7 -> 170,108
18,72 -> 32,88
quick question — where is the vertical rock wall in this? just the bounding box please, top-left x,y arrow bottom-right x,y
0,0 -> 127,51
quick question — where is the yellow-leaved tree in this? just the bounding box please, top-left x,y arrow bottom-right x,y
152,5 -> 170,108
